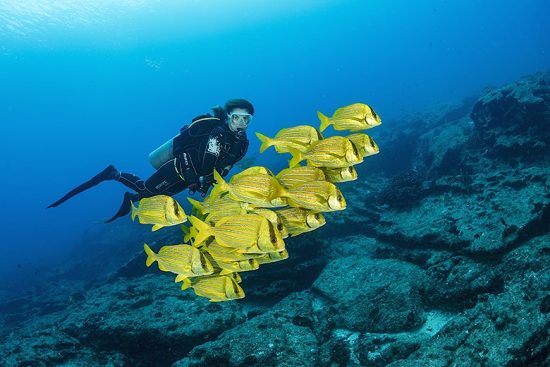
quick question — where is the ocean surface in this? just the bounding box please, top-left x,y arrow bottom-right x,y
0,0 -> 548,300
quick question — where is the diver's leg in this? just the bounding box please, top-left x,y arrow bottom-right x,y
105,192 -> 140,223
47,165 -> 120,208
104,160 -> 188,223
141,159 -> 189,196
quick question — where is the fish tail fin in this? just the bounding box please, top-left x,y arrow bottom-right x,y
255,132 -> 274,153
317,111 -> 331,132
288,148 -> 304,168
210,170 -> 229,199
188,216 -> 212,246
130,201 -> 138,222
143,243 -> 156,267
180,277 -> 192,290
187,197 -> 206,215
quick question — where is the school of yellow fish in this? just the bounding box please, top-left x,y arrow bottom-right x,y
133,103 -> 381,302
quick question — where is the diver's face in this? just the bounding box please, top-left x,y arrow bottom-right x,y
228,108 -> 252,132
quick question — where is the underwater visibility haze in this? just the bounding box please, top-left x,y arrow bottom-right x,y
1,1 -> 550,366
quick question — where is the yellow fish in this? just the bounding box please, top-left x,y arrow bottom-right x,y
318,103 -> 382,132
175,271 -> 242,286
255,125 -> 323,153
248,207 -> 289,239
203,240 -> 264,261
276,166 -> 326,189
288,136 -> 363,168
131,195 -> 187,231
211,170 -> 287,208
256,249 -> 289,265
182,274 -> 245,302
286,180 -> 346,212
205,251 -> 260,275
188,196 -> 249,224
189,214 -> 286,253
276,207 -> 326,236
346,133 -> 380,158
230,166 -> 276,182
143,243 -> 214,277
322,166 -> 358,183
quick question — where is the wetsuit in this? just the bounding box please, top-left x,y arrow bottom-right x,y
47,114 -> 249,222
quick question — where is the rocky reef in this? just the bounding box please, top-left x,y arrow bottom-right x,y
1,71 -> 549,366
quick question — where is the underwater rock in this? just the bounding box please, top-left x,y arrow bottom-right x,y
385,235 -> 550,367
377,169 -> 424,209
373,165 -> 550,255
470,71 -> 550,163
173,292 -> 320,367
0,273 -> 247,367
414,116 -> 473,178
59,274 -> 244,366
312,257 -> 427,333
423,255 -> 503,310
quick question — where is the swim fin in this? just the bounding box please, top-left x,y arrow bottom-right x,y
105,192 -> 140,223
47,165 -> 120,208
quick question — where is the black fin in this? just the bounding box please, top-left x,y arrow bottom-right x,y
105,192 -> 139,223
47,165 -> 119,208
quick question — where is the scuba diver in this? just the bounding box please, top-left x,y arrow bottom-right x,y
47,98 -> 254,222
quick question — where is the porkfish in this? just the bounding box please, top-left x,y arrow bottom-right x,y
131,195 -> 187,231
321,166 -> 358,183
276,207 -> 326,236
182,274 -> 245,302
317,103 -> 382,132
210,169 -> 287,208
255,125 -> 323,153
189,214 -> 285,253
346,133 -> 380,158
248,207 -> 289,239
256,249 -> 289,265
203,251 -> 260,275
288,136 -> 363,168
230,166 -> 276,182
143,243 -> 214,277
276,166 -> 326,189
285,180 -> 346,212
188,196 -> 249,224
203,240 -> 265,262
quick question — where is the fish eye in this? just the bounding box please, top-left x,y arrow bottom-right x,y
277,223 -> 283,231
348,167 -> 353,173
337,194 -> 342,201
315,213 -> 320,219
232,281 -> 240,295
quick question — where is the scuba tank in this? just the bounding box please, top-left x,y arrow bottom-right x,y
148,116 -> 224,169
148,135 -> 177,169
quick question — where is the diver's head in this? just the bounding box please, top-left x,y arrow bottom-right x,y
225,98 -> 254,133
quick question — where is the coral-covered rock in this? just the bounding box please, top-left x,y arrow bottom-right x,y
173,292 -> 319,367
378,169 -> 424,208
470,72 -> 550,162
373,165 -> 549,255
312,257 -> 427,333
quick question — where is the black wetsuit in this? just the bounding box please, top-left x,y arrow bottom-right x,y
47,114 -> 249,222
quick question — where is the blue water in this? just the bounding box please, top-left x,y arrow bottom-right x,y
1,0 -> 549,294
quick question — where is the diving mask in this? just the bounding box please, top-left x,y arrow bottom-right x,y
228,112 -> 253,125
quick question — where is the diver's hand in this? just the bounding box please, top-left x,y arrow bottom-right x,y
197,182 -> 210,197
188,182 -> 199,195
